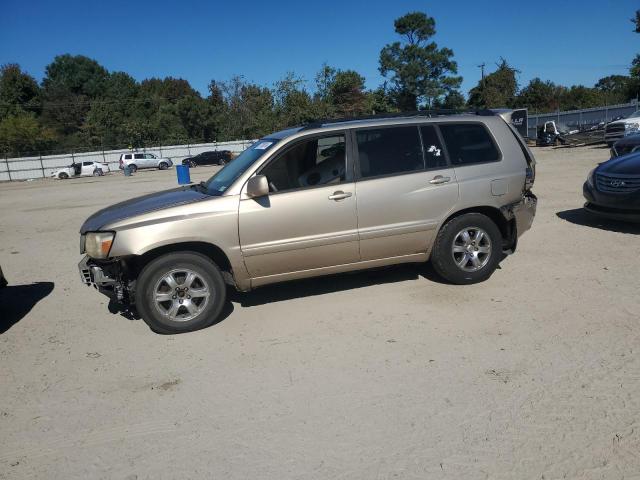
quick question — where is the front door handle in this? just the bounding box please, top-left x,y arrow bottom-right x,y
429,175 -> 451,185
328,191 -> 352,201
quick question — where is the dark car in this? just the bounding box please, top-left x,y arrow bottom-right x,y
583,152 -> 640,222
611,134 -> 640,157
182,150 -> 232,167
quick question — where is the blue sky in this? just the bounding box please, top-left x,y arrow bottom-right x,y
1,0 -> 637,97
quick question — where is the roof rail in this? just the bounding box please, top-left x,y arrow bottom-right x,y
300,109 -> 495,130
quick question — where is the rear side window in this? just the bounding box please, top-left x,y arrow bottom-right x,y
124,154 -> 132,160
419,125 -> 447,169
356,126 -> 423,178
134,153 -> 144,159
439,123 -> 500,166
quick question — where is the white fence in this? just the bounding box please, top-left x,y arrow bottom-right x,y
0,140 -> 255,182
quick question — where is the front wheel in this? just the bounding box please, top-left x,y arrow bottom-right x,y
135,252 -> 226,334
158,162 -> 168,170
58,172 -> 69,179
430,213 -> 502,284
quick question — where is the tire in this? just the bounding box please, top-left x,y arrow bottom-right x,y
159,162 -> 168,170
190,161 -> 197,168
93,169 -> 103,176
430,213 -> 502,285
129,164 -> 138,173
135,252 -> 226,334
58,172 -> 69,179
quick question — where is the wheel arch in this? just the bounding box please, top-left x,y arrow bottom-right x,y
439,206 -> 516,251
130,241 -> 233,278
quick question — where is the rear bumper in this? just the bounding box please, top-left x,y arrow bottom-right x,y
505,191 -> 537,238
499,191 -> 537,254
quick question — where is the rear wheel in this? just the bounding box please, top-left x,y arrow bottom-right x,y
129,164 -> 138,173
135,252 -> 226,334
159,162 -> 169,170
431,213 -> 502,284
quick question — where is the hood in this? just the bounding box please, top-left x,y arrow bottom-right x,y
80,186 -> 210,233
598,151 -> 640,176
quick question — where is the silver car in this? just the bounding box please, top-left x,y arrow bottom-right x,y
79,112 -> 537,333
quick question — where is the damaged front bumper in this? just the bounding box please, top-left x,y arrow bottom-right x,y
78,255 -> 134,304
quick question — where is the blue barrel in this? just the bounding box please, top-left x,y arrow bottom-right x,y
176,164 -> 191,184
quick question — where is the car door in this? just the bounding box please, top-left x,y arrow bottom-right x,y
145,153 -> 158,167
133,153 -> 146,168
353,124 -> 459,261
81,161 -> 95,176
238,132 -> 359,281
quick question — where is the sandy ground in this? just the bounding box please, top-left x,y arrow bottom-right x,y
1,146 -> 639,479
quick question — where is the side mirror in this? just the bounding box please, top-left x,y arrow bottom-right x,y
246,175 -> 269,198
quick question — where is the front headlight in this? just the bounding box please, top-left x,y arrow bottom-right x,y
85,232 -> 115,259
624,123 -> 640,135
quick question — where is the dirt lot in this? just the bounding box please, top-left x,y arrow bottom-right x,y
1,147 -> 639,479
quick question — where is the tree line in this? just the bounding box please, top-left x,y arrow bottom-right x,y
1,11 -> 639,157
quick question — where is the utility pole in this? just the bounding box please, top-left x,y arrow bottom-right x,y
478,63 -> 486,108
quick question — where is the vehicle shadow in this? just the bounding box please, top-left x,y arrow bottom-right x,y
0,282 -> 55,334
556,208 -> 640,234
230,264 -> 451,308
110,297 -> 235,331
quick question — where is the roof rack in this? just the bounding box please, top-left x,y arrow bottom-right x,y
300,109 -> 496,130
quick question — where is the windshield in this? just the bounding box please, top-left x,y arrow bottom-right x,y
203,139 -> 278,195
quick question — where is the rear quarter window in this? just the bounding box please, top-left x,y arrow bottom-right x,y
439,123 -> 500,166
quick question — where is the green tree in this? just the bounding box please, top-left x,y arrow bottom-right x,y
515,78 -> 564,112
0,64 -> 40,120
467,59 -> 519,108
559,85 -> 605,110
435,90 -> 466,110
367,84 -> 397,114
379,11 -> 462,110
41,55 -> 110,144
0,113 -> 55,156
594,75 -> 631,104
274,72 -> 314,128
329,70 -> 369,117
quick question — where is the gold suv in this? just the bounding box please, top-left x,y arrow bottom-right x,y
79,112 -> 537,333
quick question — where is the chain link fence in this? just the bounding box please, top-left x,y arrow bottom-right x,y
0,140 -> 255,181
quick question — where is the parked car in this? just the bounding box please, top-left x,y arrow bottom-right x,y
583,151 -> 640,223
182,150 -> 232,167
0,265 -> 6,288
604,111 -> 640,146
78,111 -> 537,333
52,161 -> 109,179
611,133 -> 640,157
118,153 -> 173,172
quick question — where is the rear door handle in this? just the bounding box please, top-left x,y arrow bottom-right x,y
328,191 -> 352,201
429,175 -> 451,185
